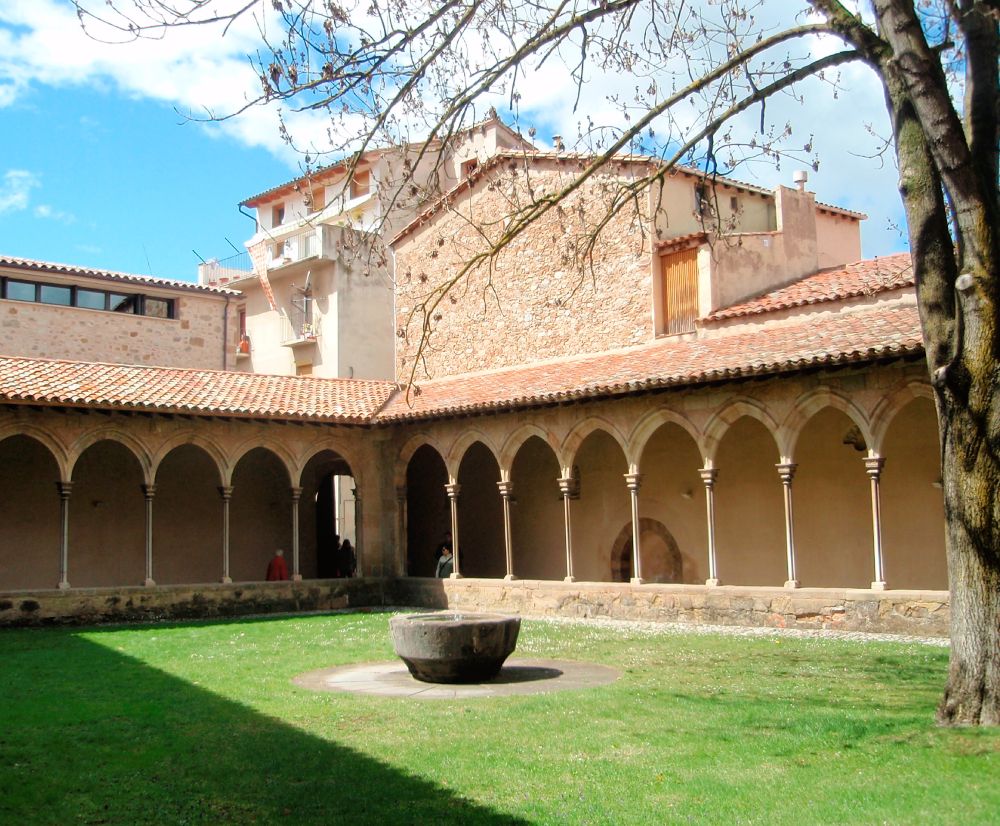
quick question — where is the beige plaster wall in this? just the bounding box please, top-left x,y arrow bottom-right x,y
815,211 -> 863,269
394,161 -> 653,379
570,431 -> 630,582
510,436 -> 566,580
1,291 -> 236,370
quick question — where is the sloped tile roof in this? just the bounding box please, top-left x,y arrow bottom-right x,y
0,255 -> 240,296
708,253 -> 913,320
0,357 -> 395,423
378,304 -> 924,421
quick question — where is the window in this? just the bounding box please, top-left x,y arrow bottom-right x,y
271,204 -> 286,228
660,248 -> 699,335
6,280 -> 35,302
350,169 -> 370,199
1,276 -> 174,318
39,285 -> 72,306
310,186 -> 325,212
77,289 -> 106,310
461,158 -> 479,178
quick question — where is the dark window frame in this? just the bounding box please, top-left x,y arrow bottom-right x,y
0,275 -> 175,319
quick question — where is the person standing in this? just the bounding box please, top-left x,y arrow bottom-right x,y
266,549 -> 289,581
435,545 -> 454,578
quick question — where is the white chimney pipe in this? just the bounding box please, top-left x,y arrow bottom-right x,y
792,170 -> 808,191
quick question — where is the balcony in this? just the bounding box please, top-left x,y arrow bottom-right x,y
268,229 -> 321,276
198,251 -> 253,287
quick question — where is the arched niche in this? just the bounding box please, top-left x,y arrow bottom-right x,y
153,444 -> 223,586
229,447 -> 292,582
300,449 -> 355,579
569,429 -> 629,582
70,439 -> 145,587
0,435 -> 61,590
456,441 -> 505,578
881,397 -> 947,589
636,421 -> 706,583
713,416 -> 785,586
793,407 -> 873,587
510,435 -> 564,580
405,444 -> 450,577
610,518 -> 683,583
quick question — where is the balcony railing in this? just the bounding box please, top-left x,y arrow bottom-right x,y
198,251 -> 253,286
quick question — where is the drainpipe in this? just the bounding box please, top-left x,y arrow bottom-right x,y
222,294 -> 231,370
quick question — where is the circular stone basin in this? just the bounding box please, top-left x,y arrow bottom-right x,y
389,612 -> 521,683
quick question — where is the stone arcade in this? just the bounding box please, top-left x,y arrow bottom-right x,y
0,121 -> 948,633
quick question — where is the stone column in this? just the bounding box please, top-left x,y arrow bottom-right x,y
218,485 -> 233,583
290,486 -> 303,581
142,484 -> 156,587
624,472 -> 643,584
352,486 -> 363,577
776,463 -> 799,588
865,455 -> 887,590
445,482 -> 462,578
557,475 -> 578,582
698,467 -> 720,586
497,479 -> 516,580
396,485 -> 407,577
56,481 -> 73,590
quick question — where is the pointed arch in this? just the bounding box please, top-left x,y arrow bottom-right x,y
498,423 -> 559,475
227,438 -> 295,487
0,424 -> 71,480
870,380 -> 936,454
150,431 -> 226,487
703,397 -> 783,464
395,432 -> 447,489
69,429 -> 152,484
445,428 -> 499,479
783,388 -> 873,459
628,408 -> 704,470
561,417 -> 629,472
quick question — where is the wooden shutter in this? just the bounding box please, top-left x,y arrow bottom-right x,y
660,248 -> 699,334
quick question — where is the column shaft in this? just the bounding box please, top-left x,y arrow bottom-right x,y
142,484 -> 156,587
290,486 -> 302,581
219,485 -> 233,584
625,473 -> 643,584
497,480 -> 515,580
445,482 -> 461,578
699,467 -> 720,586
776,463 -> 798,588
56,481 -> 73,590
558,476 -> 577,582
865,456 -> 887,590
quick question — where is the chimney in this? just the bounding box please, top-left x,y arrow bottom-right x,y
552,135 -> 565,152
792,170 -> 808,191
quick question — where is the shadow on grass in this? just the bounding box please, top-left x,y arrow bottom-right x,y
0,628 -> 527,825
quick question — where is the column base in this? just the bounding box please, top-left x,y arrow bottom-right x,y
449,572 -> 464,579
221,576 -> 232,584
629,577 -> 644,585
292,574 -> 303,582
503,574 -> 518,581
784,579 -> 800,589
563,575 -> 575,583
144,578 -> 156,588
870,580 -> 887,591
58,580 -> 71,591
705,578 -> 721,587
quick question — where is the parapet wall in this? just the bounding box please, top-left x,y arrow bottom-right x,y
0,578 -> 949,637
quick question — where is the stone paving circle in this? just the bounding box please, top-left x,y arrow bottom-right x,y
293,657 -> 619,699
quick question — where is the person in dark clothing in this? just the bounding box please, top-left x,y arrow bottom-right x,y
340,539 -> 356,578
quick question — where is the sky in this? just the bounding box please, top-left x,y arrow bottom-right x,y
0,1 -> 909,285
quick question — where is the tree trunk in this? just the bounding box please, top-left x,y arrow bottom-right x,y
937,404 -> 1000,725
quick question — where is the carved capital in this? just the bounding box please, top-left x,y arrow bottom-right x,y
624,472 -> 642,493
776,463 -> 797,485
698,467 -> 718,488
217,485 -> 233,501
864,455 -> 886,480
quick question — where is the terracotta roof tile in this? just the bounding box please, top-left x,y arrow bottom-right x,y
378,304 -> 924,421
0,358 -> 395,423
709,253 -> 913,320
0,255 -> 240,296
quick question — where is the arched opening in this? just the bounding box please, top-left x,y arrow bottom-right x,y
610,518 -> 683,583
637,421 -> 706,583
230,448 -> 291,582
570,429 -> 629,582
300,449 -> 355,579
714,417 -> 785,585
793,407 -> 872,587
0,435 -> 61,590
456,442 -> 504,578
70,440 -> 145,587
881,398 -> 947,589
405,444 -> 449,577
510,435 -> 563,580
154,444 -> 222,585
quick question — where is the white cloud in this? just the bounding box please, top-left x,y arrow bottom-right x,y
34,203 -> 76,223
0,168 -> 38,212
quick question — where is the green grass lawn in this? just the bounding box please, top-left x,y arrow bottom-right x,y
0,613 -> 996,825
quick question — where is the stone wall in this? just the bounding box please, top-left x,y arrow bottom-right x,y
393,160 -> 654,380
0,577 -> 949,637
388,578 -> 950,637
1,292 -> 237,371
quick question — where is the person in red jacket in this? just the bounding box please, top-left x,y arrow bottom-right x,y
266,548 -> 289,581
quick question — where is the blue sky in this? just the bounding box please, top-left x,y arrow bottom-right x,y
0,1 -> 908,285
